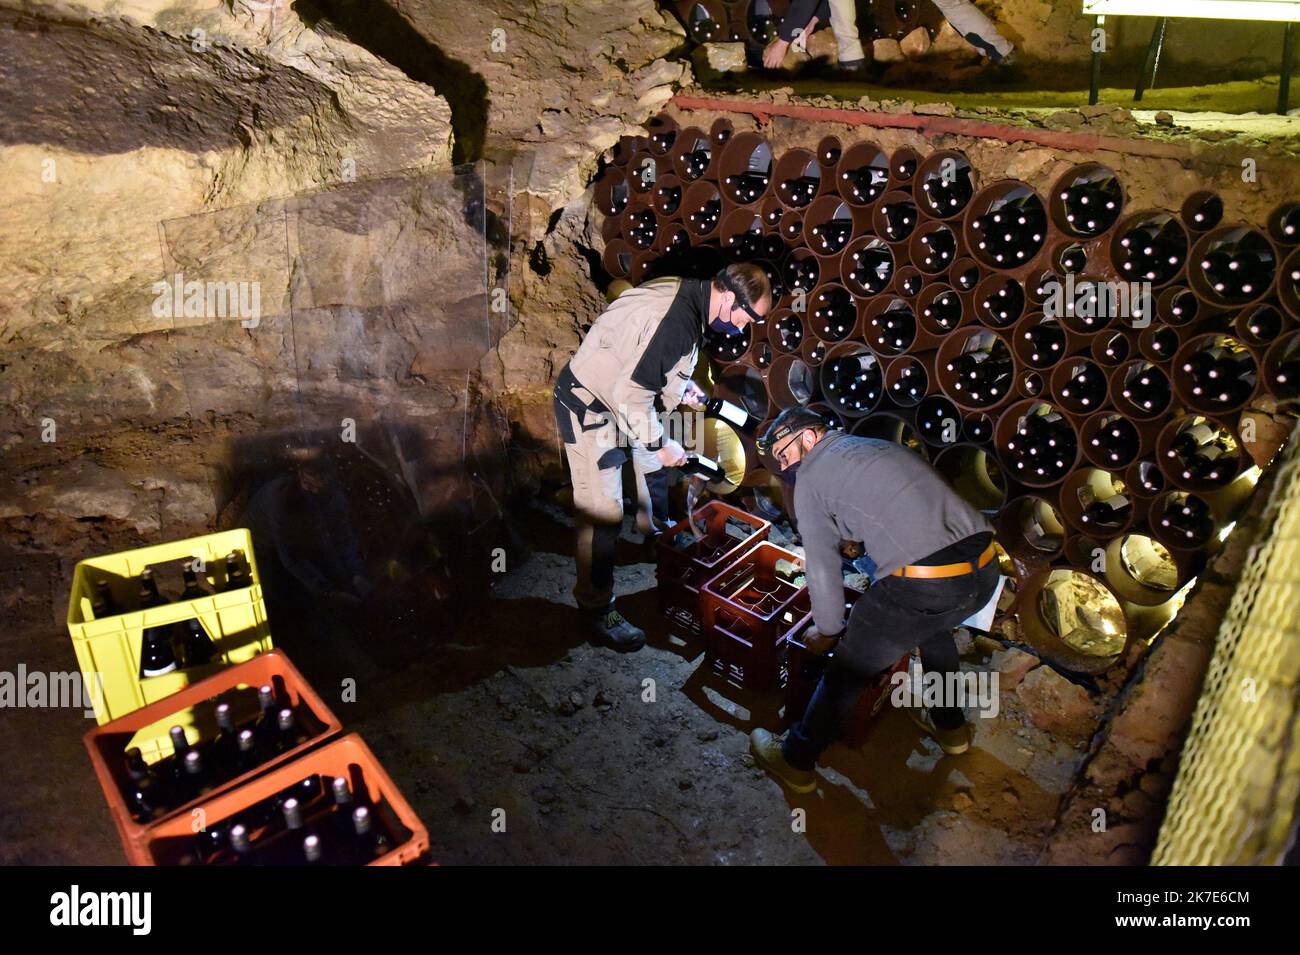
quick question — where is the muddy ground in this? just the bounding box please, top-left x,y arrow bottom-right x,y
0,496 -> 1088,866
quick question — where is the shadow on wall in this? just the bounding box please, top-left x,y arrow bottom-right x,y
213,422 -> 530,650
298,0 -> 490,164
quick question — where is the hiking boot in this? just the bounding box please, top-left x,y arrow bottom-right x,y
837,57 -> 868,79
590,607 -> 646,652
908,707 -> 971,755
749,729 -> 817,794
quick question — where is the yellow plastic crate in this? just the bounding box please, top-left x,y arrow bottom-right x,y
67,529 -> 273,759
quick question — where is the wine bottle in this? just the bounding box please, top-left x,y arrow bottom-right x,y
331,776 -> 356,842
227,823 -> 255,866
810,218 -> 851,254
1080,495 -> 1131,529
1186,193 -> 1223,231
924,291 -> 962,331
920,164 -> 973,216
1133,461 -> 1164,495
282,796 -> 305,833
91,579 -> 117,619
656,183 -> 681,216
917,228 -> 956,271
179,561 -> 208,601
221,551 -> 250,592
1158,495 -> 1214,545
140,624 -> 177,678
252,684 -> 280,751
1120,367 -> 1170,414
124,747 -> 163,821
275,707 -> 308,755
1058,173 -> 1122,236
351,806 -> 392,863
235,728 -> 260,775
848,245 -> 892,294
1118,216 -> 1186,285
880,199 -> 916,240
774,314 -> 803,351
1058,363 -> 1107,410
1022,323 -> 1064,366
177,748 -> 209,804
211,702 -> 239,775
138,567 -> 165,609
303,833 -> 325,865
971,196 -> 1047,266
981,282 -> 1024,325
179,618 -> 215,669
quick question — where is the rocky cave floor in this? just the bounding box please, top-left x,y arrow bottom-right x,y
1,495 -> 1101,866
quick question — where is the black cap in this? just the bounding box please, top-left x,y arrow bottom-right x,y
757,406 -> 829,455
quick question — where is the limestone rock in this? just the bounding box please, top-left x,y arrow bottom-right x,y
901,27 -> 932,58
806,27 -> 840,63
1016,666 -> 1099,745
930,20 -> 969,55
915,101 -> 956,116
989,647 -> 1040,690
703,42 -> 748,74
873,38 -> 904,63
1044,110 -> 1086,130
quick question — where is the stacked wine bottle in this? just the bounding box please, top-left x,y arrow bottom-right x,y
596,113 -> 1300,671
123,682 -> 323,823
87,552 -> 253,680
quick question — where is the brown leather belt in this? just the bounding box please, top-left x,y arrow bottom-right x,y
891,542 -> 997,579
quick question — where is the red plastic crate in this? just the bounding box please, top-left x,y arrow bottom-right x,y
137,734 -> 429,866
656,500 -> 770,634
700,541 -> 806,690
84,648 -> 342,863
782,585 -> 909,746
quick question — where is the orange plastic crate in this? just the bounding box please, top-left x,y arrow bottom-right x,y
700,540 -> 806,690
138,734 -> 429,866
84,649 -> 342,862
656,500 -> 770,634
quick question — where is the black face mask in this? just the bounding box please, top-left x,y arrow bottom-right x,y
779,459 -> 801,483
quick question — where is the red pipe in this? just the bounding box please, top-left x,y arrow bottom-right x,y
669,94 -> 1199,164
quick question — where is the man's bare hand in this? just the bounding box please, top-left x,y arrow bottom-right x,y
803,624 -> 839,655
763,38 -> 790,69
656,438 -> 688,468
681,380 -> 708,410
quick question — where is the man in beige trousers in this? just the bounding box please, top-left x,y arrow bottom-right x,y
553,264 -> 772,650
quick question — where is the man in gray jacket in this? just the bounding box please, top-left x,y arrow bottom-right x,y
554,264 -> 772,650
749,405 -> 1000,792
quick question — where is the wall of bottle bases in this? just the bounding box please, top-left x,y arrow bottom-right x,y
595,111 -> 1300,672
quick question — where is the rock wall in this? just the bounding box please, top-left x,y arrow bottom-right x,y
0,0 -> 691,580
